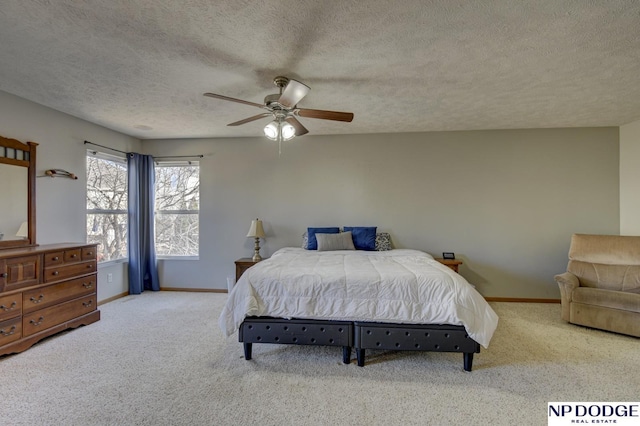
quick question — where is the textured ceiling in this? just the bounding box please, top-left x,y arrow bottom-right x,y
1,0 -> 639,140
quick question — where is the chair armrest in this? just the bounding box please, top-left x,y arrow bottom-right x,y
554,272 -> 580,321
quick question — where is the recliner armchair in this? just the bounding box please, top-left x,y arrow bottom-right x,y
554,233 -> 640,337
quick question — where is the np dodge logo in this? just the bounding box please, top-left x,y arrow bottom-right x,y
548,402 -> 640,425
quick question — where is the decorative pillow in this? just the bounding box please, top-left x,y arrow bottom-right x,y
343,226 -> 377,251
302,232 -> 309,249
316,231 -> 356,251
375,232 -> 392,251
306,227 -> 340,250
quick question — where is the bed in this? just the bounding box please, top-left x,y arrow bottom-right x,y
220,246 -> 498,371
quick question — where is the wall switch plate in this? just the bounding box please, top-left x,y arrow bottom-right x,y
107,273 -> 113,283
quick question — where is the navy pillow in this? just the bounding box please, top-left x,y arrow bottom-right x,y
306,227 -> 340,250
343,226 -> 377,251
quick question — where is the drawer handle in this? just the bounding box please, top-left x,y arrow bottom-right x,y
1,325 -> 17,336
82,282 -> 94,289
52,256 -> 59,261
0,301 -> 17,311
30,316 -> 45,326
82,300 -> 93,308
52,271 -> 59,276
30,294 -> 45,304
87,264 -> 93,270
71,254 -> 77,258
86,251 -> 93,256
0,273 -> 7,278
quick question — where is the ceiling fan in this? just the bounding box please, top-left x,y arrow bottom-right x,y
203,76 -> 354,141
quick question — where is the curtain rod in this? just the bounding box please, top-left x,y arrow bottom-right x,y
84,140 -> 203,159
84,140 -> 126,154
154,155 -> 204,159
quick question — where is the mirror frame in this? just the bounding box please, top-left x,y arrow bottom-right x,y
0,135 -> 37,249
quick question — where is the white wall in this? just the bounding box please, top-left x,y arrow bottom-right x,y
620,119 -> 640,235
0,90 -> 140,301
145,127 -> 619,299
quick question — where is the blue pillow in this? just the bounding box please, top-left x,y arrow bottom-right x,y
343,226 -> 377,251
306,227 -> 340,250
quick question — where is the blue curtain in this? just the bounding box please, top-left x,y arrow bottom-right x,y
127,153 -> 160,294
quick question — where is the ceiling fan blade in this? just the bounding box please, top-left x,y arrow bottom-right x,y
227,113 -> 272,126
285,117 -> 309,136
278,79 -> 310,108
295,108 -> 354,122
203,93 -> 265,109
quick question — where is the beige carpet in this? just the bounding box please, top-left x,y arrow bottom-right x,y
0,292 -> 637,426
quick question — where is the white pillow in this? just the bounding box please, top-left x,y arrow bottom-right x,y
316,231 -> 356,251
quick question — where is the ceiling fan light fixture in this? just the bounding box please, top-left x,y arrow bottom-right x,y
263,118 -> 296,141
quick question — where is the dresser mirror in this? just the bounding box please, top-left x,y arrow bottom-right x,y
0,135 -> 37,249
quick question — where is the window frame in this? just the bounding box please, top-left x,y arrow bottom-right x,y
86,150 -> 128,263
154,160 -> 200,260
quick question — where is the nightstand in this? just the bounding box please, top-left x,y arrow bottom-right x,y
435,258 -> 463,273
235,258 -> 267,282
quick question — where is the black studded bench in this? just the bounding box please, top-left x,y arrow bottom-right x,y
239,317 -> 353,364
354,322 -> 480,372
238,317 -> 481,371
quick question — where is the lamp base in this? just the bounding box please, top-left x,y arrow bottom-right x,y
252,237 -> 262,262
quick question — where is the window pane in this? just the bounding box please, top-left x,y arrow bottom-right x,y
86,156 -> 128,210
155,165 -> 199,211
87,213 -> 128,261
155,213 -> 199,256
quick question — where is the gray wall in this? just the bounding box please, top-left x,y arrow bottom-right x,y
0,88 -> 621,300
620,119 -> 640,235
146,127 -> 619,299
0,90 -> 140,302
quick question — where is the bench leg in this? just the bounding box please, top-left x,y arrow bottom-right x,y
463,352 -> 474,372
356,348 -> 365,367
243,342 -> 252,360
342,346 -> 351,364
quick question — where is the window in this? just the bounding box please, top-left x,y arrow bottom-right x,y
86,151 -> 128,262
154,161 -> 199,257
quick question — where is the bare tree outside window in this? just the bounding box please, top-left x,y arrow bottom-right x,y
86,153 -> 128,262
154,162 -> 199,256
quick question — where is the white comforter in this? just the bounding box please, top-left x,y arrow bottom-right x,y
219,248 -> 498,348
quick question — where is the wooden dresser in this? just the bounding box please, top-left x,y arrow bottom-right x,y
0,243 -> 100,356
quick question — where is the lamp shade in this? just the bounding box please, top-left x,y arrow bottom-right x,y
263,121 -> 279,140
246,219 -> 265,238
281,121 -> 296,140
16,221 -> 28,238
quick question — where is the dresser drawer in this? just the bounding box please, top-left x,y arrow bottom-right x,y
0,293 -> 22,321
22,294 -> 97,337
43,261 -> 96,283
23,275 -> 97,314
64,249 -> 82,263
82,247 -> 97,261
0,317 -> 22,346
43,251 -> 65,267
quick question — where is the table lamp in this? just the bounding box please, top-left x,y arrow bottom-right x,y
246,218 -> 266,262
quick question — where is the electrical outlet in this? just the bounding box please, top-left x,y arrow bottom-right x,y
107,273 -> 113,283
